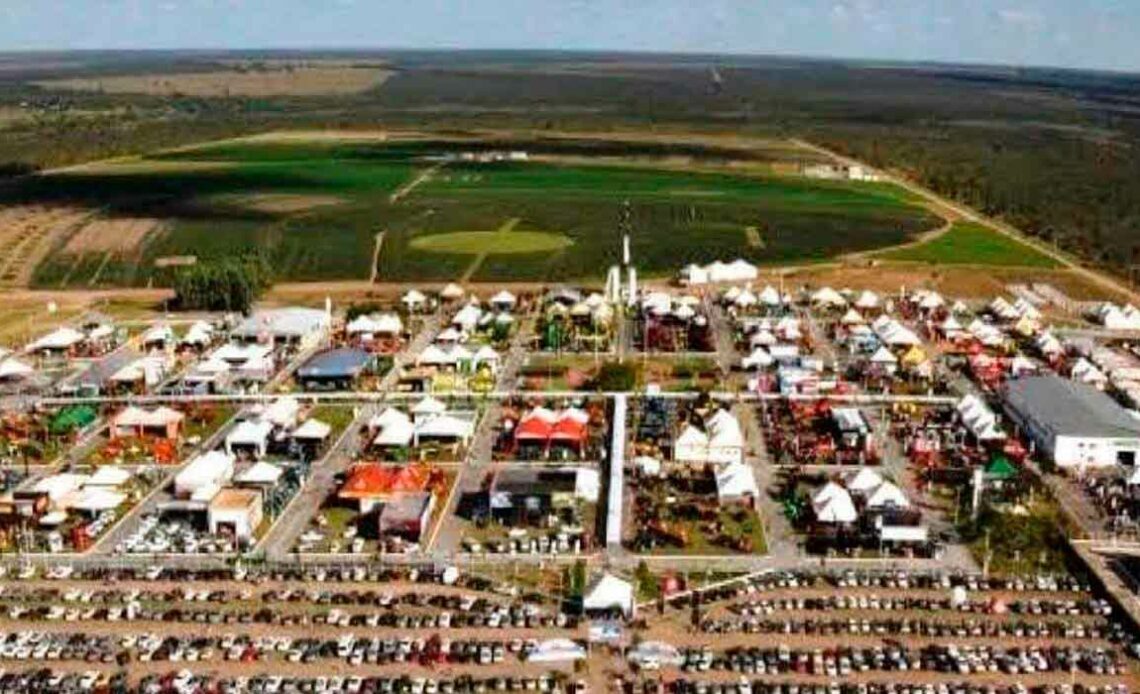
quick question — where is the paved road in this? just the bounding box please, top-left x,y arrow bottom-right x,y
260,404 -> 374,560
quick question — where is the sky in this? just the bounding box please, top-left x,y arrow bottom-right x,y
2,0 -> 1138,73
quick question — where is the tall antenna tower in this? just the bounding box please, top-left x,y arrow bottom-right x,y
619,199 -> 632,267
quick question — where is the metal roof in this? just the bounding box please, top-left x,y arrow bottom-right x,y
1002,375 -> 1140,439
297,348 -> 372,379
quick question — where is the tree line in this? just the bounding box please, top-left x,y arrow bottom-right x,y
172,253 -> 273,313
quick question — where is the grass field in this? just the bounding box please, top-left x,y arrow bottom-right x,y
10,135 -> 941,286
878,222 -> 1060,268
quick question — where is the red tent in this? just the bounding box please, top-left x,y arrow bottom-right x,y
550,417 -> 587,447
514,417 -> 553,443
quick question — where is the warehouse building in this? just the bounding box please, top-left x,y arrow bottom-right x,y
1002,375 -> 1140,469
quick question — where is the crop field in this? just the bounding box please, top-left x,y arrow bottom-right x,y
879,222 -> 1060,268
9,135 -> 942,286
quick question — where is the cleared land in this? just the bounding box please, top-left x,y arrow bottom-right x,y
34,65 -> 393,97
7,134 -> 940,286
879,221 -> 1060,268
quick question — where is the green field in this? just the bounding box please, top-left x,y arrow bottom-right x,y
13,137 -> 941,286
879,222 -> 1060,268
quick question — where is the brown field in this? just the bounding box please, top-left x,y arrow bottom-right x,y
213,192 -> 346,214
0,205 -> 94,288
62,158 -> 237,175
34,66 -> 393,97
62,216 -> 163,254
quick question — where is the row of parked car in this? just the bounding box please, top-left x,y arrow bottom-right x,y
666,681 -> 1125,694
680,644 -> 1126,676
142,671 -> 584,694
696,616 -> 1127,641
726,595 -> 1114,616
0,628 -> 572,670
663,570 -> 1092,609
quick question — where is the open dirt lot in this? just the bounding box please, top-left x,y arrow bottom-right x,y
212,192 -> 347,214
0,205 -> 93,288
61,216 -> 163,255
35,66 -> 393,97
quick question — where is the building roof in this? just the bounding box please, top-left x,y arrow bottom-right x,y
209,487 -> 261,511
492,468 -> 578,496
297,348 -> 372,380
1003,375 -> 1140,439
339,464 -> 434,499
379,492 -> 433,522
232,307 -> 329,340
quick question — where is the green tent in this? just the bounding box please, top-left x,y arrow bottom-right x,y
985,455 -> 1018,480
49,405 -> 97,435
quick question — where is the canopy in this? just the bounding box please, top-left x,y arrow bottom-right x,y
870,346 -> 898,364
50,405 -> 97,434
70,488 -> 126,513
401,289 -> 427,307
583,573 -> 634,616
88,466 -> 131,488
292,418 -> 331,441
814,490 -> 857,524
29,326 -> 85,351
628,641 -> 683,667
845,467 -> 884,494
0,358 -> 34,381
985,456 -> 1018,480
490,290 -> 517,307
866,481 -> 910,510
412,395 -> 448,416
527,639 -> 587,663
716,461 -> 759,501
440,282 -> 465,300
235,461 -> 284,485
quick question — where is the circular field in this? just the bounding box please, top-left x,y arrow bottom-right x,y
410,230 -> 573,254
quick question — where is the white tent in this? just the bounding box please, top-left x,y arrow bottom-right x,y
673,304 -> 697,321
28,326 -> 85,352
870,346 -> 898,365
87,466 -> 131,489
175,451 -> 235,497
440,282 -> 465,300
741,347 -> 773,370
415,413 -> 475,444
582,573 -> 634,616
758,285 -> 782,307
401,289 -> 428,310
814,490 -> 857,524
70,488 -> 126,513
348,314 -> 403,336
628,641 -> 684,667
527,638 -> 588,663
489,290 -> 517,309
749,330 -> 777,347
680,263 -> 709,286
225,420 -> 274,457
235,461 -> 284,486
292,418 -> 332,441
845,467 -> 884,494
140,324 -> 174,347
811,287 -> 847,308
0,358 -> 34,381
451,304 -> 483,331
374,417 -> 415,447
181,321 -> 214,347
865,481 -> 910,510
733,289 -> 758,308
673,424 -> 710,464
370,407 -> 411,430
1128,467 -> 1140,486
412,395 -> 448,417
854,290 -> 880,310
716,461 -> 759,503
813,481 -> 848,507
840,308 -> 866,326
263,397 -> 300,429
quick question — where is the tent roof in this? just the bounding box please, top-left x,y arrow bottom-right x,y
235,461 -> 284,485
716,461 -> 758,499
293,418 -> 332,440
866,481 -> 910,509
845,467 -> 884,493
583,573 -> 634,613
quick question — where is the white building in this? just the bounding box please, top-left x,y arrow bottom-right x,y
1002,375 -> 1140,469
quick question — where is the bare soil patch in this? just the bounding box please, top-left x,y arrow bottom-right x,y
62,216 -> 163,254
0,205 -> 93,287
35,66 -> 393,97
214,192 -> 346,214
